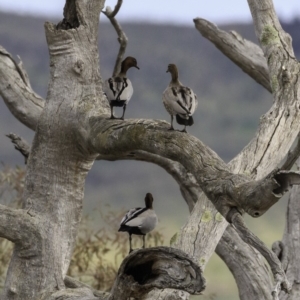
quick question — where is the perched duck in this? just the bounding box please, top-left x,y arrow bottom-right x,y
103,56 -> 139,120
162,63 -> 198,132
118,193 -> 158,253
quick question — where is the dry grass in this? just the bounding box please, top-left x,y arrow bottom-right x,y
0,165 -> 165,292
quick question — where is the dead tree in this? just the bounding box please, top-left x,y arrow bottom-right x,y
0,0 -> 300,299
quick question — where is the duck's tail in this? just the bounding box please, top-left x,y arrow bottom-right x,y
176,114 -> 194,126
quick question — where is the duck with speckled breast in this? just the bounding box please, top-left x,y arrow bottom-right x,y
162,63 -> 198,132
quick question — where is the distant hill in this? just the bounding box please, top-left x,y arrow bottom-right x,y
0,11 -> 299,300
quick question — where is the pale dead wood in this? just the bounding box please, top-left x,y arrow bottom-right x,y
0,47 -> 44,130
194,18 -> 271,92
109,247 -> 205,299
227,208 -> 291,296
216,226 -> 273,300
0,0 -> 294,298
0,204 -> 41,258
6,133 -> 30,164
279,133 -> 300,170
275,161 -> 300,299
64,276 -> 110,298
102,0 -> 128,77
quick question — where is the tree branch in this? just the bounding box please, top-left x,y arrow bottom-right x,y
228,209 -> 291,297
102,0 -> 128,77
0,204 -> 41,258
279,133 -> 300,171
130,150 -> 200,212
6,133 -> 30,164
194,18 -> 271,92
0,46 -> 44,131
216,226 -> 273,299
247,0 -> 295,59
273,160 -> 300,299
91,118 -> 300,217
103,0 -> 123,19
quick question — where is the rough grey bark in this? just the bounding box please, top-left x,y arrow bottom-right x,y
275,162 -> 300,300
192,0 -> 300,299
110,247 -> 205,299
6,133 -> 30,164
194,18 -> 271,92
0,46 -> 44,130
216,226 -> 273,300
1,0 -> 300,299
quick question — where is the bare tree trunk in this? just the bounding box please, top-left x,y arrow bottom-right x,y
2,1 -> 105,298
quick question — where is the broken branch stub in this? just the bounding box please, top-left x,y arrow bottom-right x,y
109,247 -> 205,299
231,170 -> 300,218
6,133 -> 31,164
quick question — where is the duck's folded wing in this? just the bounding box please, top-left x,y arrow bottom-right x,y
120,78 -> 133,101
163,87 -> 192,115
120,207 -> 146,225
126,210 -> 157,232
163,88 -> 188,115
104,77 -> 133,101
188,91 -> 198,115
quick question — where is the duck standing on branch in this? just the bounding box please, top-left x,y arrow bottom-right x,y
118,193 -> 158,253
162,63 -> 198,132
103,56 -> 139,120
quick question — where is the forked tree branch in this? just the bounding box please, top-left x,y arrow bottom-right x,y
102,0 -> 128,77
0,204 -> 41,258
90,118 -> 300,218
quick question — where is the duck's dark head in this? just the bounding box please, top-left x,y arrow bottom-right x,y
121,56 -> 140,72
166,63 -> 179,83
145,193 -> 154,209
166,63 -> 177,73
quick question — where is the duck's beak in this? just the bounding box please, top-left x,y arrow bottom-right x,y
166,69 -> 169,73
135,65 -> 140,70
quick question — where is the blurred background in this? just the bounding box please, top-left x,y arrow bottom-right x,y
0,1 -> 300,299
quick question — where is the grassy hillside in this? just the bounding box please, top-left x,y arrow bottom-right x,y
0,11 -> 299,299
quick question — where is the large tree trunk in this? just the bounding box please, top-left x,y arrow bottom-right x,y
2,1 -> 105,298
1,0 -> 300,299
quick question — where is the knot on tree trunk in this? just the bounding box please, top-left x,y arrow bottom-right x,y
110,247 -> 205,299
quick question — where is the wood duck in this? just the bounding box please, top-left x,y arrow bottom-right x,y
118,193 -> 158,253
162,63 -> 198,132
104,56 -> 139,120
